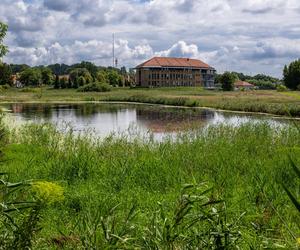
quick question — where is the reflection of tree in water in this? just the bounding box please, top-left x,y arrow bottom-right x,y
72,104 -> 122,118
136,107 -> 215,132
10,103 -> 134,119
11,103 -> 53,119
9,103 -> 216,133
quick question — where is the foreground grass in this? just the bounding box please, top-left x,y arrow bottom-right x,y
1,122 -> 300,249
1,87 -> 300,117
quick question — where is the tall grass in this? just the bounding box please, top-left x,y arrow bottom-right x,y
1,122 -> 300,248
103,93 -> 300,116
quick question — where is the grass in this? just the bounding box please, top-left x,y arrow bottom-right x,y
0,120 -> 299,249
1,87 -> 300,116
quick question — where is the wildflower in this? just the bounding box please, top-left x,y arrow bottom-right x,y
32,181 -> 64,205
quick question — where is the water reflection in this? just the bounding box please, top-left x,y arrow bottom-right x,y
137,108 -> 215,132
3,103 -> 292,139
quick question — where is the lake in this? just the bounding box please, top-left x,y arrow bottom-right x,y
1,103 -> 292,140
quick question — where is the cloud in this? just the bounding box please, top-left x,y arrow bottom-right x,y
249,39 -> 300,59
242,7 -> 274,14
43,0 -> 71,11
5,39 -> 154,67
1,0 -> 300,77
156,41 -> 199,58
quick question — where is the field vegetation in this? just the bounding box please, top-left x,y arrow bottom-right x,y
1,87 -> 300,117
0,116 -> 299,249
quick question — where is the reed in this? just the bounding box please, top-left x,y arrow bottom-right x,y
0,121 -> 299,248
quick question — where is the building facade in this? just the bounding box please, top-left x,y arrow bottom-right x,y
135,57 -> 215,88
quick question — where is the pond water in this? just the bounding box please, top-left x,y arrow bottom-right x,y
1,103 -> 292,140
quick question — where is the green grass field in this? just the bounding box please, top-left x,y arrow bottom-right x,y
1,87 -> 300,116
0,120 -> 299,249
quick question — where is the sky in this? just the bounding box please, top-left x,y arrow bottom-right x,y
1,0 -> 300,77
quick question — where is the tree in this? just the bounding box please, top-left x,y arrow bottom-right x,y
0,63 -> 12,85
68,78 -> 72,88
0,22 -> 8,60
107,70 -> 122,86
41,67 -> 54,85
69,68 -> 93,86
220,72 -> 236,91
77,76 -> 86,87
60,78 -> 67,89
120,66 -> 127,75
96,70 -> 108,83
54,75 -> 60,89
10,64 -> 30,74
72,61 -> 98,79
19,68 -> 42,86
48,63 -> 71,75
283,59 -> 300,90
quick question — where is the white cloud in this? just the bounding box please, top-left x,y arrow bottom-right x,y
156,41 -> 200,58
1,0 -> 300,77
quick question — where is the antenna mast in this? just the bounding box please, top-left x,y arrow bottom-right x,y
112,33 -> 115,68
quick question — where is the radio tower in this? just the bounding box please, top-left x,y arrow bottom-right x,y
112,33 -> 115,68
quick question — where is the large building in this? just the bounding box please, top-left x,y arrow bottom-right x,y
135,57 -> 216,88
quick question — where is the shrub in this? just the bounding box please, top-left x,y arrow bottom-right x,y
19,68 -> 42,86
220,72 -> 236,91
0,84 -> 10,92
19,87 -> 39,93
277,84 -> 288,92
78,82 -> 112,92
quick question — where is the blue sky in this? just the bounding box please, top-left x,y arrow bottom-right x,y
1,0 -> 300,77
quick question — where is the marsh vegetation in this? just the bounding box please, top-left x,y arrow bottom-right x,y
0,115 -> 299,249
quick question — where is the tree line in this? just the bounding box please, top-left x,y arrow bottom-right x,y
0,61 -> 135,90
216,59 -> 300,91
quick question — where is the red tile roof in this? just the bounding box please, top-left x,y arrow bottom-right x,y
234,81 -> 254,87
136,57 -> 213,69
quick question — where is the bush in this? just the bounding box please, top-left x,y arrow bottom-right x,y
0,84 -> 10,92
19,87 -> 39,93
19,68 -> 42,86
220,72 -> 236,91
78,82 -> 112,92
277,84 -> 288,92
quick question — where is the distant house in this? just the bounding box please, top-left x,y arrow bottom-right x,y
11,74 -> 23,88
58,75 -> 70,81
234,80 -> 255,90
135,57 -> 216,88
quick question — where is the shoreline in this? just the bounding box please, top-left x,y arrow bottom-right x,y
1,100 -> 300,121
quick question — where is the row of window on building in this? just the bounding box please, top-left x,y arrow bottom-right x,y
149,73 -> 201,80
148,80 -> 200,87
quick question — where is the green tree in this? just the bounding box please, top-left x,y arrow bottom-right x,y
54,75 -> 60,89
77,76 -> 86,87
107,70 -> 122,86
96,70 -> 108,83
69,68 -> 93,86
68,78 -> 72,88
48,63 -> 70,75
19,68 -> 42,86
10,64 -> 30,74
283,59 -> 300,90
220,72 -> 235,91
72,61 -> 98,79
41,67 -> 53,85
73,77 -> 79,89
120,66 -> 127,75
0,22 -> 8,60
0,63 -> 12,85
60,78 -> 67,89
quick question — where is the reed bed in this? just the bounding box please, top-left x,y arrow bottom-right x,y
0,121 -> 299,249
